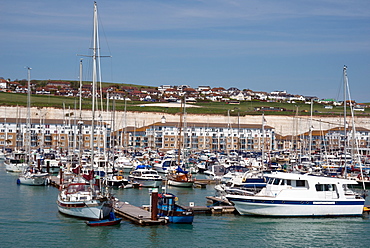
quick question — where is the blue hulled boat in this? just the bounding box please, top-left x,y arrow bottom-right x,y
158,193 -> 194,224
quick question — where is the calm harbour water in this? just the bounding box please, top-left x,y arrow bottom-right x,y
1,167 -> 370,248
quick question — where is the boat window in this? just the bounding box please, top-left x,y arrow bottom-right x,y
273,178 -> 281,185
295,180 -> 306,187
267,178 -> 274,184
315,184 -> 336,191
286,180 -> 291,185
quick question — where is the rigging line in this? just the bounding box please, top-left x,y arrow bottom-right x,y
96,7 -> 114,84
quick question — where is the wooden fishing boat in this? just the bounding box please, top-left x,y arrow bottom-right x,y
86,218 -> 122,226
157,193 -> 194,224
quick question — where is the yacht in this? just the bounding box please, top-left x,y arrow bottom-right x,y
128,165 -> 163,187
226,172 -> 365,216
57,180 -> 113,220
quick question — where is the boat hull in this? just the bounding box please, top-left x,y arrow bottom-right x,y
5,163 -> 28,173
167,179 -> 194,188
132,178 -> 162,188
17,176 -> 48,186
168,215 -> 194,224
86,218 -> 122,226
227,196 -> 365,217
57,198 -> 112,220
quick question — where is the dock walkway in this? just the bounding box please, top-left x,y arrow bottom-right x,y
114,201 -> 167,225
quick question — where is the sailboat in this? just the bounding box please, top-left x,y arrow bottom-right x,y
17,67 -> 49,186
57,2 -> 113,220
167,98 -> 194,187
167,166 -> 194,187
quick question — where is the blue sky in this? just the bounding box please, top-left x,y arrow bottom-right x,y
1,0 -> 370,102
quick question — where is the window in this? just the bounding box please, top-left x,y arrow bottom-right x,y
315,184 -> 335,191
273,178 -> 281,185
296,180 -> 306,187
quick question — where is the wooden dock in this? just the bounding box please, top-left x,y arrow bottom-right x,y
190,205 -> 235,214
206,196 -> 233,206
49,176 -> 62,188
114,201 -> 168,225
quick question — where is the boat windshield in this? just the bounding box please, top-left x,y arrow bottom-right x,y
143,171 -> 158,175
66,184 -> 95,194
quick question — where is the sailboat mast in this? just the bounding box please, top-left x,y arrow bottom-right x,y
261,112 -> 265,166
90,1 -> 98,166
343,65 -> 348,177
26,67 -> 31,160
178,98 -> 183,167
308,99 -> 313,160
79,59 -> 83,119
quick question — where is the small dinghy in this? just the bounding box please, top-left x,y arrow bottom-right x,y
86,212 -> 122,227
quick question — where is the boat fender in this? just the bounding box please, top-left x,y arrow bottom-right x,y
44,178 -> 50,186
16,179 -> 20,184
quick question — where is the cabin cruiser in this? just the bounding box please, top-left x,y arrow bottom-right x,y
128,165 -> 163,187
226,172 -> 365,216
153,159 -> 177,174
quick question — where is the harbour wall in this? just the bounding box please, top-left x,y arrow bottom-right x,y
1,106 -> 369,136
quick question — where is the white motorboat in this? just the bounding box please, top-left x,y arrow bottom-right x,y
114,155 -> 135,173
17,167 -> 49,186
226,172 -> 365,217
128,166 -> 163,187
42,158 -> 61,174
5,158 -> 28,173
106,174 -> 129,187
204,164 -> 225,180
153,159 -> 177,174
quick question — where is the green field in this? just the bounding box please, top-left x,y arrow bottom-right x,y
0,92 -> 368,116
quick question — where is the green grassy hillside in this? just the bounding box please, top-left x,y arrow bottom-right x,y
1,92 -> 368,116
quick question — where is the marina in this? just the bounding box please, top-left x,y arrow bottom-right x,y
1,2 -> 370,247
2,167 -> 370,247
